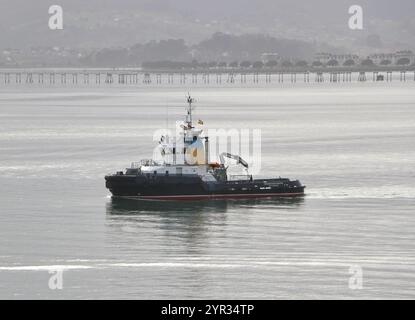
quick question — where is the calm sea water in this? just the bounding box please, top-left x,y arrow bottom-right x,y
0,82 -> 414,299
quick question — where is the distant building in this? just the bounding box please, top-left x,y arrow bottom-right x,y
313,53 -> 331,64
394,50 -> 414,64
261,53 -> 280,63
334,54 -> 360,64
314,52 -> 359,65
369,50 -> 414,65
368,53 -> 395,65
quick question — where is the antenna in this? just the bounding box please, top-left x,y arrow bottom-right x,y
186,93 -> 195,127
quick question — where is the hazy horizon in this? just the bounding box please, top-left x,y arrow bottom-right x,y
1,0 -> 414,54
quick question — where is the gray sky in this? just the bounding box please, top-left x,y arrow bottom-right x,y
0,0 -> 414,52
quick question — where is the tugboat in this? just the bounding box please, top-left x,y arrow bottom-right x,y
105,95 -> 305,200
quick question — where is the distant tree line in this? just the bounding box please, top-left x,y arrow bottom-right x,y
142,57 -> 413,70
311,57 -> 412,68
81,31 -> 413,69
6,32 -> 412,69
81,32 -> 319,67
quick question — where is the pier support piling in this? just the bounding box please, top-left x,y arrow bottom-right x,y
358,72 -> 366,82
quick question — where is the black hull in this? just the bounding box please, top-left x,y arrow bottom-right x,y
105,174 -> 305,200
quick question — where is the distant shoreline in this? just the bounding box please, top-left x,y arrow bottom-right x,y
0,66 -> 414,74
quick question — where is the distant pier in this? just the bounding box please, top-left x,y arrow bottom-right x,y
1,67 -> 414,86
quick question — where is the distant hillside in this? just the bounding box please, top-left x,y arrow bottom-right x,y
0,0 -> 414,54
80,33 -> 330,67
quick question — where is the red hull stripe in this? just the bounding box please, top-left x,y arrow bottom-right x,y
136,192 -> 304,200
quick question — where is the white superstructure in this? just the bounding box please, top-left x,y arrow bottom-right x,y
135,95 -> 217,179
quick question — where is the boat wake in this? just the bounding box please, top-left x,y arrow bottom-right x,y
1,255 -> 414,272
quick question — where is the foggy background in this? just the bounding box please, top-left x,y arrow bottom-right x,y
0,0 -> 414,66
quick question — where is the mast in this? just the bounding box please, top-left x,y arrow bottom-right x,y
186,94 -> 194,128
